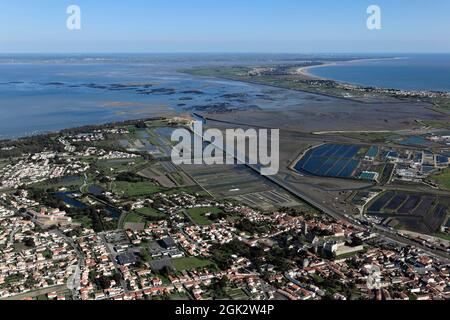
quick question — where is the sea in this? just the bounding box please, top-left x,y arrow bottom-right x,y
308,54 -> 450,92
0,54 -> 338,139
0,53 -> 449,139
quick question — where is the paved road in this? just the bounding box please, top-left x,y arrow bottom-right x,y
99,233 -> 129,294
52,230 -> 85,300
192,127 -> 450,262
67,265 -> 81,294
8,225 -> 19,247
264,172 -> 450,262
79,173 -> 88,193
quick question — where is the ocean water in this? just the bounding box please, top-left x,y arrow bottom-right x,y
0,54 -> 339,139
1,54 -> 450,139
309,54 -> 450,92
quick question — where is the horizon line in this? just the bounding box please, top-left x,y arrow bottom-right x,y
1,51 -> 450,56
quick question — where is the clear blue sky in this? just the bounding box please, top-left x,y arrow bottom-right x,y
0,0 -> 449,53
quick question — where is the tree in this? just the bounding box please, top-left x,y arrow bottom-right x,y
218,276 -> 229,288
350,236 -> 363,246
135,121 -> 147,129
23,238 -> 35,248
97,276 -> 112,290
139,249 -> 150,262
112,272 -> 122,283
158,266 -> 174,277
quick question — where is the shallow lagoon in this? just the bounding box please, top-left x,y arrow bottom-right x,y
0,55 -> 334,139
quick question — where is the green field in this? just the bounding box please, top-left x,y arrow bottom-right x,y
96,157 -> 145,173
227,288 -> 249,300
186,207 -> 223,225
341,131 -> 398,143
29,175 -> 84,191
114,181 -> 164,197
184,66 -> 250,78
433,168 -> 450,191
182,66 -> 385,101
0,161 -> 7,170
434,232 -> 450,241
124,212 -> 145,223
124,207 -> 165,225
432,99 -> 450,114
71,214 -> 94,229
171,257 -> 216,271
136,207 -> 165,218
422,120 -> 450,129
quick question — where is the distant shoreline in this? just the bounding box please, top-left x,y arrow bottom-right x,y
297,57 -> 404,81
0,117 -> 170,143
